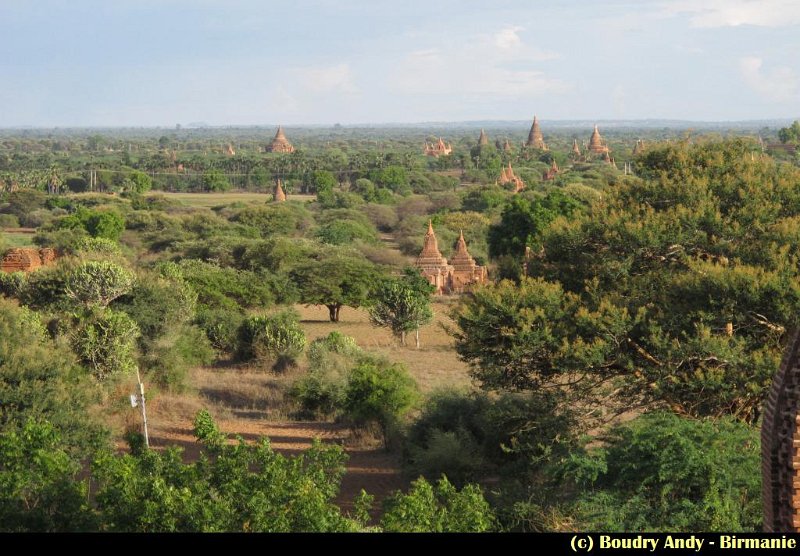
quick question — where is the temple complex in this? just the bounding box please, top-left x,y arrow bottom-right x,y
543,159 -> 560,181
478,129 -> 489,146
423,137 -> 453,157
273,179 -> 287,202
414,221 -> 487,294
498,162 -> 525,192
226,144 -> 236,156
0,247 -> 56,273
525,115 -> 547,150
632,139 -> 645,156
588,125 -> 610,154
503,139 -> 513,153
266,126 -> 295,153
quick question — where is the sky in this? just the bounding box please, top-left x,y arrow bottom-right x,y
1,0 -> 799,126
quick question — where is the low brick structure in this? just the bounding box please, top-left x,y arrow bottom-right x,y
0,247 -> 56,273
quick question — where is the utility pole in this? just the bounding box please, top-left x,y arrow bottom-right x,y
130,368 -> 150,447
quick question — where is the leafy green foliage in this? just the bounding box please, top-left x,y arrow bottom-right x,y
58,207 -> 125,241
343,360 -> 418,443
368,268 -> 434,346
290,251 -> 379,322
71,309 -> 140,380
487,190 -> 582,261
558,412 -> 761,532
65,261 -> 135,308
380,476 -> 496,532
0,421 -> 95,532
93,411 -> 361,532
0,298 -> 105,450
292,332 -> 364,418
237,310 -> 307,370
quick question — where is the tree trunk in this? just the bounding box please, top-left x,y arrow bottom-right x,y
327,304 -> 339,322
400,331 -> 406,346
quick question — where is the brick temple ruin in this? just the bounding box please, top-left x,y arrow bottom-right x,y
0,247 -> 57,273
414,221 -> 486,295
273,179 -> 287,202
266,126 -> 295,153
423,137 -> 453,157
498,162 -> 525,193
588,124 -> 610,154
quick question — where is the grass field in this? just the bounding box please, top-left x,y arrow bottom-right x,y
146,191 -> 317,207
0,229 -> 35,248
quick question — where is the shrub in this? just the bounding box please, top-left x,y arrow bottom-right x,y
237,310 -> 306,371
75,237 -> 122,256
343,361 -> 418,445
316,220 -> 378,245
195,307 -> 245,354
380,476 -> 496,532
65,261 -> 135,308
0,214 -> 20,228
71,309 -> 140,381
557,412 -> 762,532
291,332 -> 364,418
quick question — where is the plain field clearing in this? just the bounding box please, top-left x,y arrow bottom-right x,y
146,191 -> 316,207
140,298 -> 472,513
1,229 -> 35,248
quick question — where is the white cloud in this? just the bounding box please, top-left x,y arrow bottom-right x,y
659,0 -> 800,28
293,63 -> 358,94
495,26 -> 523,50
739,56 -> 799,102
389,27 -> 566,97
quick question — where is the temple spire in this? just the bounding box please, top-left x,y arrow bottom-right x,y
274,179 -> 287,202
478,128 -> 489,146
525,115 -> 547,150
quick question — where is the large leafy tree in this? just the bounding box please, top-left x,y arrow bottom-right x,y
454,139 -> 800,424
290,252 -> 379,322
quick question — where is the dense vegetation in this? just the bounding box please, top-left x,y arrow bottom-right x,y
0,124 -> 797,531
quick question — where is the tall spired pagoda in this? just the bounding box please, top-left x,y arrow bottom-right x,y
414,222 -> 487,294
588,124 -> 609,154
267,126 -> 295,153
571,139 -> 582,158
478,129 -> 489,146
525,115 -> 547,150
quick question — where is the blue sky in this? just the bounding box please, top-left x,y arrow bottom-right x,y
1,0 -> 798,126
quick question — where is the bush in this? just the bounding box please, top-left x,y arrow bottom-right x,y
557,412 -> 762,532
380,476 -> 496,532
65,261 -> 135,308
237,310 -> 306,371
316,220 -> 378,245
195,307 -> 244,354
343,360 -> 418,445
0,214 -> 20,228
291,332 -> 364,418
71,309 -> 140,381
76,237 -> 122,256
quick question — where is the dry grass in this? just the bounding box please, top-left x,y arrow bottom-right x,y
294,299 -> 473,393
1,230 -> 35,248
146,191 -> 316,208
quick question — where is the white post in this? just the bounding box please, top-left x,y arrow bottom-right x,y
136,369 -> 150,448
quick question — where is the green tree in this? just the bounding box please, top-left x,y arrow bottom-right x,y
0,298 -> 105,450
128,170 -> 152,194
343,360 -> 418,445
778,120 -> 800,144
290,253 -> 379,322
0,421 -> 96,532
203,169 -> 231,192
93,411 -> 362,532
559,412 -> 761,532
368,268 -> 434,347
380,476 -> 496,532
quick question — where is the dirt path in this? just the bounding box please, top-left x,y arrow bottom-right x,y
148,406 -> 405,516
